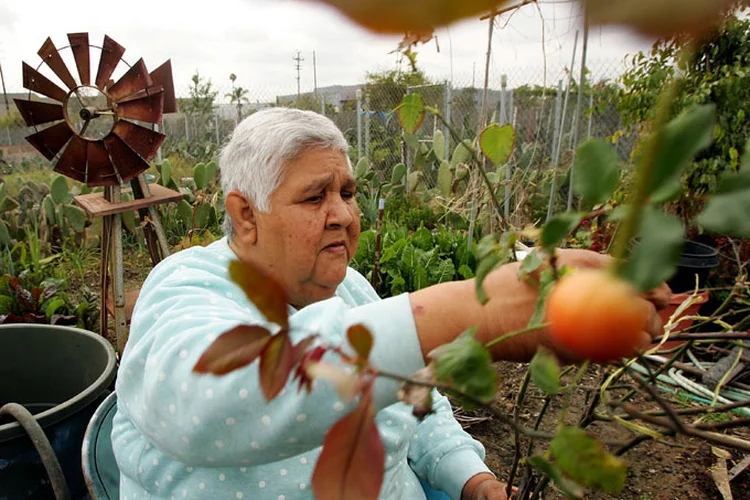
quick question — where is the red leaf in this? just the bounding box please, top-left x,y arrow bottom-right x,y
193,325 -> 272,375
346,324 -> 373,363
228,260 -> 290,328
259,332 -> 295,401
312,385 -> 384,500
293,343 -> 327,394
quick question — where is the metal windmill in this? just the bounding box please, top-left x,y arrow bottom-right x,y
14,33 -> 183,351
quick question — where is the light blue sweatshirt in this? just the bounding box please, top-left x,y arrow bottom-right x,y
112,237 -> 491,499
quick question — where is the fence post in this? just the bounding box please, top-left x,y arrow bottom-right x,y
364,93 -> 371,163
546,80 -> 565,223
443,80 -> 452,154
5,125 -> 11,146
356,89 -> 362,162
215,114 -> 220,146
586,91 -> 594,140
500,75 -> 510,221
320,94 -> 326,117
184,115 -> 190,142
156,123 -> 163,163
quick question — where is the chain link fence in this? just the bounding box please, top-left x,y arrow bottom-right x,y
1,60 -> 636,194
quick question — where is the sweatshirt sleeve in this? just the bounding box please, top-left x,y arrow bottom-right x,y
114,246 -> 425,468
407,390 -> 493,500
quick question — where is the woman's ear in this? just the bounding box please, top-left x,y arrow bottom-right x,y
225,191 -> 257,244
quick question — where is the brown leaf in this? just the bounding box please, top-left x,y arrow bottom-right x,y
312,385 -> 385,500
193,325 -> 272,375
585,0 -> 735,38
346,324 -> 373,363
314,0 -> 509,34
397,365 -> 437,420
259,332 -> 295,401
228,260 -> 289,328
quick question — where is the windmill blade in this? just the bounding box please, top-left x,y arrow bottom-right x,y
13,99 -> 64,127
108,58 -> 153,102
37,37 -> 77,90
103,133 -> 150,183
95,35 -> 125,90
67,33 -> 91,85
116,88 -> 164,124
25,122 -> 73,160
86,141 -> 119,187
112,120 -> 165,161
53,136 -> 88,183
22,62 -> 68,103
149,60 -> 177,113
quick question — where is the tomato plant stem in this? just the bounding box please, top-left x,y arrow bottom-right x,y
485,323 -> 550,349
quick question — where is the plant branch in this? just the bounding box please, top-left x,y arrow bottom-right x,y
628,370 -> 689,434
506,369 -> 531,497
485,323 -> 549,349
665,332 -> 750,341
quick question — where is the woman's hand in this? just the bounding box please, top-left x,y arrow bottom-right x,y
410,248 -> 671,364
461,473 -> 514,500
477,248 -> 671,362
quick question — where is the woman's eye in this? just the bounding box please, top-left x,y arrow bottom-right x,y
306,195 -> 324,203
342,191 -> 355,200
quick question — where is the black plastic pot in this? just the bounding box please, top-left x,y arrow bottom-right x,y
0,324 -> 117,499
667,240 -> 720,294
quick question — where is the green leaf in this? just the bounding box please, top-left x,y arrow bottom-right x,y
161,161 -> 172,187
193,325 -> 272,375
194,204 -> 211,228
550,427 -> 628,495
205,160 -> 218,185
63,205 -> 87,232
437,161 -> 453,197
474,252 -> 502,305
479,124 -> 515,165
697,150 -> 750,236
451,140 -> 473,167
529,347 -> 561,396
528,268 -> 555,328
228,260 -> 290,328
42,195 -> 55,224
398,94 -> 425,135
193,162 -> 208,190
347,324 -> 373,362
413,266 -> 429,290
403,132 -> 419,151
429,328 -> 497,406
177,199 -> 193,225
518,250 -> 544,280
433,258 -> 455,284
541,212 -> 583,249
0,224 -> 10,247
122,210 -> 136,234
0,194 -> 18,213
412,227 -> 433,251
50,175 -> 69,205
620,207 -> 684,292
573,139 -> 620,206
391,163 -> 407,184
433,129 -> 446,161
458,264 -> 474,280
527,456 -> 584,499
354,158 -> 369,179
647,104 -> 716,203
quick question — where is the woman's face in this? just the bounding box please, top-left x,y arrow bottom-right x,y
252,147 -> 360,308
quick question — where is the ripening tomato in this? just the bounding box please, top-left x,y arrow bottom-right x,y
545,269 -> 649,363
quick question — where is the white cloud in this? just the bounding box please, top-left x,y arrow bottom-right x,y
0,0 -> 656,103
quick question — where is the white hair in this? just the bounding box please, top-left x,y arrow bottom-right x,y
218,107 -> 351,235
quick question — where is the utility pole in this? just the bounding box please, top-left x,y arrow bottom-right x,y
0,62 -> 10,114
313,51 -> 318,94
293,51 -> 304,99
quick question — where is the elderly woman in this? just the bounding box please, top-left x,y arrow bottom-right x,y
112,108 -> 668,500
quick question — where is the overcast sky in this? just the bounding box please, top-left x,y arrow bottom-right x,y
0,0 -> 658,102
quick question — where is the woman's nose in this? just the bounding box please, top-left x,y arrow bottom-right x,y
326,195 -> 354,228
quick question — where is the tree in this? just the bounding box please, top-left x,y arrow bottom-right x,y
181,71 -> 218,116
617,9 -> 750,227
226,73 -> 250,123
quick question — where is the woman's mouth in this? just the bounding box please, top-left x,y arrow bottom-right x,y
324,242 -> 347,255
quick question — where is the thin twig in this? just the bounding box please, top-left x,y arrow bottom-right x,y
507,369 -> 531,497
628,370 -> 689,434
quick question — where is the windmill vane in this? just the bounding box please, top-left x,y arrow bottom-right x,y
14,33 -> 177,188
